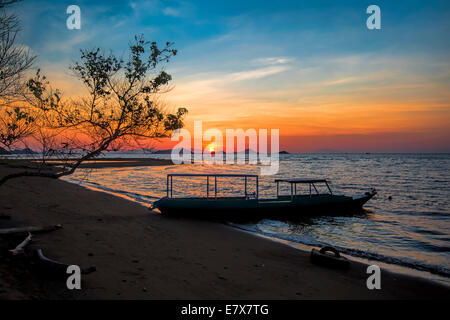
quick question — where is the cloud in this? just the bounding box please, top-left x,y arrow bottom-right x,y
161,1 -> 195,18
44,33 -> 93,54
171,65 -> 291,95
163,7 -> 181,17
228,66 -> 290,81
324,76 -> 367,86
128,0 -> 160,18
254,57 -> 294,65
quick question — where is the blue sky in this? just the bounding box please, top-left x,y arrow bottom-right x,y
10,0 -> 450,151
16,0 -> 450,65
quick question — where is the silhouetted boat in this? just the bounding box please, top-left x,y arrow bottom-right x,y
152,174 -> 376,221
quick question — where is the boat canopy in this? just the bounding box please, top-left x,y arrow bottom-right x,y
166,173 -> 259,199
164,174 -> 334,202
275,178 -> 329,184
275,178 -> 333,198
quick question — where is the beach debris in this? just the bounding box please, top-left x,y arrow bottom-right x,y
9,232 -> 33,255
310,246 -> 350,270
0,213 -> 11,220
388,196 -> 393,200
0,224 -> 62,236
35,248 -> 96,276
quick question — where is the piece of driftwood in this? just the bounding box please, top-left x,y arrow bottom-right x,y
35,249 -> 96,275
9,232 -> 33,255
0,224 -> 62,235
310,246 -> 350,270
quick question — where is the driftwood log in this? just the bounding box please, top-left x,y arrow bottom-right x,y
35,249 -> 96,276
9,232 -> 33,255
0,224 -> 62,235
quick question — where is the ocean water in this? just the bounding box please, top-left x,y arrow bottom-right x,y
64,153 -> 450,284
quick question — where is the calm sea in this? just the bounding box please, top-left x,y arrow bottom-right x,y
64,153 -> 450,284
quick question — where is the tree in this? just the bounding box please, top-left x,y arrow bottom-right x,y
0,0 -> 35,103
0,35 -> 187,185
0,0 -> 36,149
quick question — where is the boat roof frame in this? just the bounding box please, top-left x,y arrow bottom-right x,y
275,178 -> 329,184
275,178 -> 333,198
166,173 -> 259,200
167,173 -> 258,178
165,174 -> 332,201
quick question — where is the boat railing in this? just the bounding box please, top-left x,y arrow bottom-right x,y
166,174 -> 259,200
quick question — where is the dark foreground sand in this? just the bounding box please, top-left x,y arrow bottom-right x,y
0,163 -> 448,299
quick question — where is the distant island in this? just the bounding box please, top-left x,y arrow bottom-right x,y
312,148 -> 342,154
124,148 -> 290,155
0,147 -> 37,155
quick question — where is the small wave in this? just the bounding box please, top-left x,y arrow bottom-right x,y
392,210 -> 449,217
413,228 -> 447,236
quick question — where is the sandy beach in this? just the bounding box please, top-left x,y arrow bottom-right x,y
0,161 -> 449,300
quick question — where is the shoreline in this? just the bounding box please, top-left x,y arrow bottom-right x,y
1,163 -> 449,299
231,225 -> 450,287
65,171 -> 450,287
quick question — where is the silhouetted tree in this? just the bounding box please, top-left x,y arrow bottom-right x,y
0,0 -> 36,149
0,0 -> 35,103
0,35 -> 187,185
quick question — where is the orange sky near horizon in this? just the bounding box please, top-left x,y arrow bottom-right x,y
41,61 -> 449,153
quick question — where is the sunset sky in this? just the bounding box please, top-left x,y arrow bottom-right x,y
13,0 -> 450,152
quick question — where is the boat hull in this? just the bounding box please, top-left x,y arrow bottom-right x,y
152,191 -> 376,222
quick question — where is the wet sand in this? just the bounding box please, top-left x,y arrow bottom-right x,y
0,163 -> 448,299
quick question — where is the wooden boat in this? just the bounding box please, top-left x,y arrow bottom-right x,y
152,174 -> 376,221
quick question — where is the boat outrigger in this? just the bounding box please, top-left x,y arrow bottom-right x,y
152,174 -> 376,221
